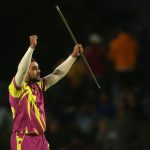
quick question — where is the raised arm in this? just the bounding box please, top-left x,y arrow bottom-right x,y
44,44 -> 83,90
14,35 -> 38,87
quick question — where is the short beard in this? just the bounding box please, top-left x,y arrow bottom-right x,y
29,77 -> 41,83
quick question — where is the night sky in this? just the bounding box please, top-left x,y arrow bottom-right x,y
1,0 -> 150,81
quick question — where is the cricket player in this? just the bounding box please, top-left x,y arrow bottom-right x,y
8,35 -> 83,150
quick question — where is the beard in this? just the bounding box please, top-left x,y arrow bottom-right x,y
29,76 -> 41,83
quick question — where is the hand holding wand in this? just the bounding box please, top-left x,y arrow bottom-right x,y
56,5 -> 100,89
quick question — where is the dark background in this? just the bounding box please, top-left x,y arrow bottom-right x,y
0,0 -> 150,150
0,0 -> 150,81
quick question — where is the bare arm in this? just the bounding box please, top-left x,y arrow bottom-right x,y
14,35 -> 38,87
44,44 -> 83,90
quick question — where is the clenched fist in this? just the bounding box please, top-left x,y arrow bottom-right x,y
71,44 -> 83,58
30,35 -> 38,49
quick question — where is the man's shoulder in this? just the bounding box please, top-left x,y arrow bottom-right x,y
9,78 -> 27,92
36,79 -> 45,91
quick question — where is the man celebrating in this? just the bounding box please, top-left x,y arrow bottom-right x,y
8,35 -> 83,150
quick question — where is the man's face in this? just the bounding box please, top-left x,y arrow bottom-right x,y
26,61 -> 41,82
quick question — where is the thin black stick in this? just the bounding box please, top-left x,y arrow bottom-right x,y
56,5 -> 100,89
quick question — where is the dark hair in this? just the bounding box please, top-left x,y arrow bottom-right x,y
31,58 -> 36,62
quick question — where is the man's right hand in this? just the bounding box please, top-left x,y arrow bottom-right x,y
30,35 -> 38,49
